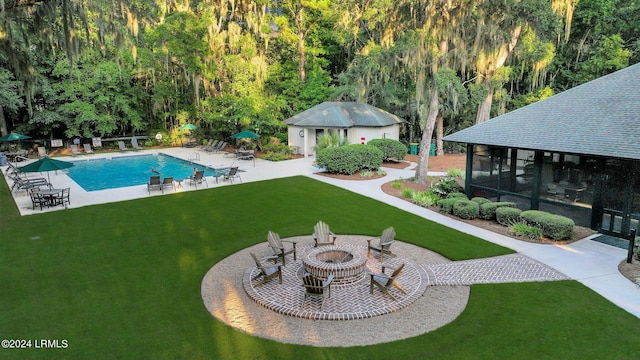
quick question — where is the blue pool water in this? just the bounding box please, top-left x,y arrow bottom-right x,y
66,154 -> 221,191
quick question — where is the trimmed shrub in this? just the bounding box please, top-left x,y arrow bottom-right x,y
431,177 -> 464,198
316,144 -> 383,175
447,192 -> 468,199
479,202 -> 517,220
453,199 -> 480,219
472,197 -> 492,206
367,138 -> 408,161
496,207 -> 523,226
509,223 -> 543,240
438,198 -> 462,214
520,210 -> 575,240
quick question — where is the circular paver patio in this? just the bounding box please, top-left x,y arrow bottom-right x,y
201,235 -> 470,346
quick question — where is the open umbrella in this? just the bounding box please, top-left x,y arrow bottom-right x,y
180,124 -> 199,131
231,130 -> 260,139
0,132 -> 30,142
18,157 -> 74,182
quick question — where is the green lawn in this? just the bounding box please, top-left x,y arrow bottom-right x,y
1,176 -> 638,359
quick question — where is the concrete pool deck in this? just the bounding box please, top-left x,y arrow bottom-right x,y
3,146 -> 639,323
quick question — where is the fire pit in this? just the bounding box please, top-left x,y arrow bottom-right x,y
302,245 -> 367,284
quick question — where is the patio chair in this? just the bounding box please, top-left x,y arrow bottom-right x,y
37,146 -> 47,157
28,189 -> 48,210
161,177 -> 175,193
312,221 -> 337,247
368,262 -> 406,301
249,252 -> 282,288
224,167 -> 241,183
118,141 -> 131,152
83,143 -> 95,154
213,141 -> 228,153
70,144 -> 82,156
188,170 -> 208,188
52,187 -> 71,207
147,175 -> 162,194
267,231 -> 297,266
131,138 -> 143,150
367,227 -> 396,262
302,273 -> 334,310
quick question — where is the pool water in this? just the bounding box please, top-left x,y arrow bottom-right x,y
66,154 -> 221,191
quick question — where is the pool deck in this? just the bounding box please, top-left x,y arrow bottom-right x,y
3,146 -> 640,322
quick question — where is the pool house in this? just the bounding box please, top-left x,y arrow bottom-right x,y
444,63 -> 640,239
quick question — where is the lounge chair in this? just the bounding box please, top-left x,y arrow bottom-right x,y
70,145 -> 82,156
83,144 -> 95,154
161,177 -> 175,193
223,167 -> 241,183
367,227 -> 396,262
368,262 -> 406,301
302,273 -> 334,310
37,146 -> 47,157
212,141 -> 228,153
118,141 -> 131,152
188,170 -> 208,188
249,252 -> 282,288
199,139 -> 215,151
147,175 -> 162,194
312,221 -> 337,247
267,231 -> 297,266
131,138 -> 143,150
9,174 -> 50,193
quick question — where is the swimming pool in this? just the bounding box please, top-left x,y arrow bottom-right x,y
66,153 -> 221,191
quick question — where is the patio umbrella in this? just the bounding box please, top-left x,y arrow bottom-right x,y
180,124 -> 199,131
0,132 -> 30,142
18,157 -> 74,182
231,130 -> 260,139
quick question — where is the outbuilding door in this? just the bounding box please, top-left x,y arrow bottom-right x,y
598,169 -> 640,238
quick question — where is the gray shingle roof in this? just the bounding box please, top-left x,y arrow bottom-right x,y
444,62 -> 640,160
284,102 -> 405,128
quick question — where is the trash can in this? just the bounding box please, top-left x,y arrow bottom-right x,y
409,143 -> 419,155
0,153 -> 7,166
429,143 -> 437,156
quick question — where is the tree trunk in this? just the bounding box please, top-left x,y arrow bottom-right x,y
436,112 -> 444,155
0,105 -> 7,136
414,85 -> 439,184
475,85 -> 494,124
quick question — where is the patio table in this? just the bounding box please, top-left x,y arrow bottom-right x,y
33,188 -> 64,207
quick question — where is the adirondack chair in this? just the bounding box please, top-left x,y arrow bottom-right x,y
366,227 -> 396,262
368,262 -> 406,301
302,273 -> 334,310
267,231 -> 297,266
250,252 -> 282,288
312,221 -> 337,247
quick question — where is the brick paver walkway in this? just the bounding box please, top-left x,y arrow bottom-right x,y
424,253 -> 570,286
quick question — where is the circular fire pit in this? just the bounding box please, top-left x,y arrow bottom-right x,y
302,245 -> 367,284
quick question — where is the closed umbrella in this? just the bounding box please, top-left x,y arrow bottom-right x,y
18,157 -> 74,182
231,130 -> 260,139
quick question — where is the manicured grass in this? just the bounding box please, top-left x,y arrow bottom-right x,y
1,176 -> 639,359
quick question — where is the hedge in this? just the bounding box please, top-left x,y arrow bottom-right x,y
520,210 -> 575,240
453,200 -> 480,219
471,197 -> 492,205
316,144 -> 383,175
447,192 -> 468,199
367,138 -> 408,161
438,198 -> 462,214
496,207 -> 522,226
479,202 -> 517,220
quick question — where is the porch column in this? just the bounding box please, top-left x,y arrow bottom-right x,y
303,129 -> 309,157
